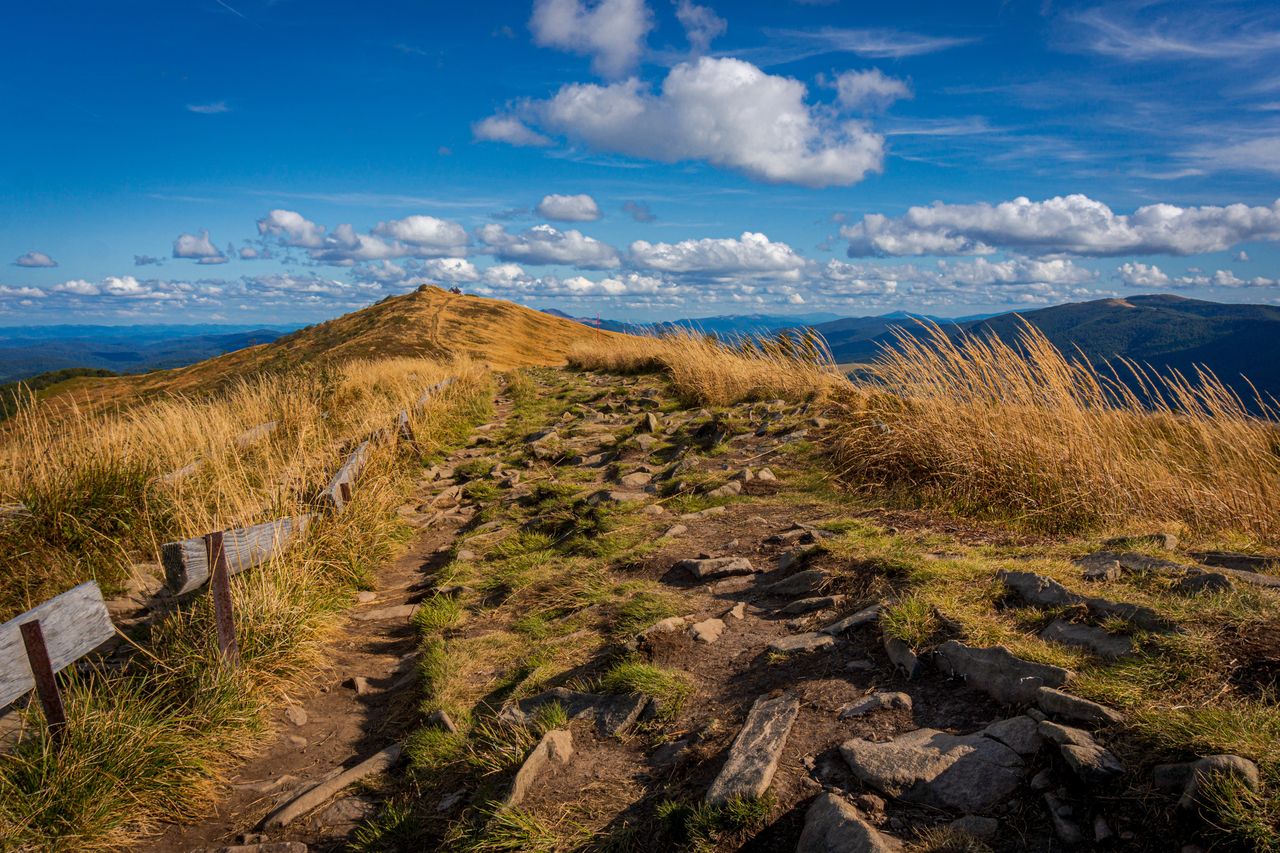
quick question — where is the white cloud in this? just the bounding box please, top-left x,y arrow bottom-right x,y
309,224 -> 401,264
187,101 -> 230,114
258,209 -> 326,248
172,230 -> 227,263
1070,8 -> 1280,61
830,69 -> 911,111
13,251 -> 57,268
1237,250 -> 1250,262
757,27 -> 976,61
630,231 -> 807,275
478,223 -> 621,268
0,285 -> 47,298
842,195 -> 1280,257
52,279 -> 100,296
472,116 -> 553,147
1117,262 -> 1171,288
535,193 -> 602,221
424,257 -> 483,283
372,215 -> 469,256
494,57 -> 883,187
675,0 -> 726,55
1186,136 -> 1280,176
481,262 -> 531,286
529,0 -> 652,78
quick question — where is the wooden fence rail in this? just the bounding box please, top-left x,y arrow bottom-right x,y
158,419 -> 279,486
163,514 -> 314,595
0,582 -> 114,710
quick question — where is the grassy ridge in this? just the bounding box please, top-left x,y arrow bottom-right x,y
0,357 -> 493,850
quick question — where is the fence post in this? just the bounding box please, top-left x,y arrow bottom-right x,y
204,531 -> 240,667
19,619 -> 68,746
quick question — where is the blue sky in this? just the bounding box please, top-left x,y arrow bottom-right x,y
2,0 -> 1278,324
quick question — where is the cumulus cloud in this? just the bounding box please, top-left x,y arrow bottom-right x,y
478,223 -> 621,268
372,214 -> 469,256
530,0 -> 652,77
829,69 -> 911,111
0,285 -> 47,298
675,0 -> 726,55
630,231 -> 807,275
484,56 -> 884,187
842,195 -> 1280,257
472,115 -> 553,147
172,230 -> 227,264
622,200 -> 656,222
258,209 -> 326,248
1117,261 -> 1171,288
13,251 -> 57,268
535,193 -> 602,221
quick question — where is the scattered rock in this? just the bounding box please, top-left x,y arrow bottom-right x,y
355,591 -> 377,603
1082,559 -> 1122,582
455,549 -> 477,562
426,709 -> 458,733
1040,619 -> 1133,659
707,480 -> 743,498
589,489 -> 647,505
935,640 -> 1071,704
344,676 -> 372,696
778,545 -> 821,572
1039,722 -> 1125,783
797,792 -> 901,853
1030,769 -> 1054,791
822,603 -> 882,635
619,471 -> 652,488
780,594 -> 845,616
706,693 -> 800,805
982,715 -> 1043,756
770,632 -> 836,654
998,569 -> 1168,631
505,729 -> 573,809
662,523 -> 688,537
839,691 -> 912,719
318,796 -> 374,826
760,568 -> 828,597
1104,532 -> 1178,551
1044,792 -> 1085,845
652,739 -> 692,769
756,467 -> 777,481
731,468 -> 754,482
642,503 -> 666,516
189,844 -> 308,853
949,814 -> 999,841
883,637 -> 920,678
351,604 -> 417,622
1155,754 -> 1261,809
676,556 -> 758,579
283,705 -> 308,727
726,601 -> 747,620
840,723 -> 1028,813
680,506 -> 727,520
595,693 -> 650,737
287,735 -> 307,748
690,617 -> 726,643
1035,687 -> 1124,726
1172,570 -> 1233,595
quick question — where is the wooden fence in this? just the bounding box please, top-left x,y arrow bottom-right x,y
0,376 -> 457,738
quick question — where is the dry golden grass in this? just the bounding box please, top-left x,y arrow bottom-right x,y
566,328 -> 840,406
830,321 -> 1280,543
0,355 -> 494,850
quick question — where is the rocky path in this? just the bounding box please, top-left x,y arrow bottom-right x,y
151,367 -> 1272,852
142,389 -> 515,853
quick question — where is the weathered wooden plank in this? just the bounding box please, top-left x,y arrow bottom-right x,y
158,461 -> 201,486
414,376 -> 455,410
234,419 -> 278,449
323,441 -> 369,513
396,410 -> 413,442
162,514 -> 314,595
0,503 -> 29,522
0,581 -> 114,710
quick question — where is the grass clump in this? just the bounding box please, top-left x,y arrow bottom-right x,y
600,659 -> 693,721
656,794 -> 774,851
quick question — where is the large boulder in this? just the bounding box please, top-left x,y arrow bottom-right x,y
797,793 -> 902,853
935,641 -> 1071,704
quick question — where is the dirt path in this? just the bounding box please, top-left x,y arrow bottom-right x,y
142,389 -> 512,853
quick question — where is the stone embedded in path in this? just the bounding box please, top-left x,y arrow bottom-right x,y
935,640 -> 1071,704
840,721 -> 1028,813
619,471 -> 652,488
1035,687 -> 1124,726
797,792 -> 902,853
780,594 -> 845,616
981,715 -> 1043,756
283,705 -> 308,727
756,467 -> 777,481
707,480 -> 742,498
676,556 -> 758,579
778,545 -> 821,572
588,488 -> 648,505
706,693 -> 800,805
189,844 -> 308,853
680,505 -> 727,521
1038,721 -> 1124,783
690,617 -> 726,643
1172,569 -> 1233,595
822,603 -> 882,635
505,729 -> 573,809
998,569 -> 1169,631
770,632 -> 836,654
839,691 -> 912,719
883,637 -> 920,678
759,568 -> 828,597
1040,619 -> 1133,659
351,604 -> 417,622
662,523 -> 688,538
262,744 -> 402,829
1154,754 -> 1261,809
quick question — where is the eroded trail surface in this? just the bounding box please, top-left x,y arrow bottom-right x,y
156,368 -> 1268,852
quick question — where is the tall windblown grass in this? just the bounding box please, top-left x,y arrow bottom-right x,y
566,328 -> 840,406
0,356 -> 493,850
830,322 -> 1280,541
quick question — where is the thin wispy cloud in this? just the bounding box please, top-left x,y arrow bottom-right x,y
752,26 -> 977,63
187,101 -> 230,114
1069,6 -> 1280,60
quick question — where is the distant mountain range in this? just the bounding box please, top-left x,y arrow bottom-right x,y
0,324 -> 295,384
812,294 -> 1280,404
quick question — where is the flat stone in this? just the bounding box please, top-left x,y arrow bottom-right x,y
883,637 -> 920,678
676,556 -> 758,579
318,796 -> 374,826
726,602 -> 747,619
651,739 -> 691,769
840,724 -> 1027,813
1173,570 -> 1233,595
839,691 -> 912,719
760,568 -> 828,597
1037,720 -> 1095,747
770,632 -> 836,654
1061,743 -> 1125,783
797,792 -> 901,853
780,594 -> 845,616
756,467 -> 777,481
505,729 -> 573,809
1082,559 -> 1122,582
619,472 -> 653,488
1044,793 -> 1085,845
706,693 -> 801,805
822,604 -> 882,635
707,481 -> 743,498
589,489 -> 648,505
596,693 -> 650,737
690,618 -> 726,643
642,503 -> 666,516
935,640 -> 1071,704
778,546 -> 821,572
662,523 -> 688,537
1035,687 -> 1124,725
999,570 -> 1169,631
680,505 -> 727,520
1040,619 -> 1133,659
1173,755 -> 1261,809
981,715 -> 1043,756
284,705 -> 308,727
355,591 -> 377,603
351,604 -> 417,622
426,709 -> 458,733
